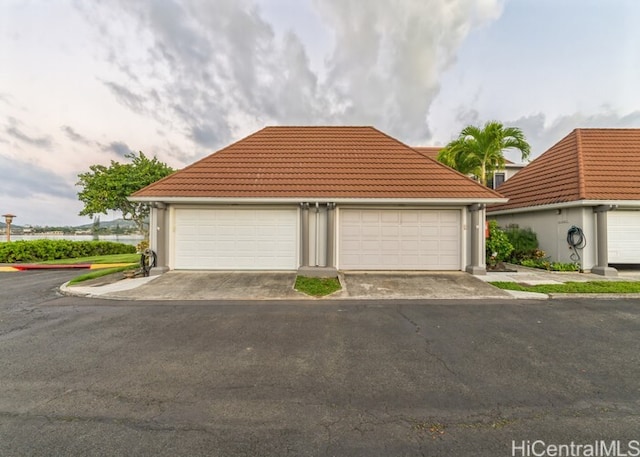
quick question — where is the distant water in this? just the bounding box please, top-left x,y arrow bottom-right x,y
0,235 -> 144,247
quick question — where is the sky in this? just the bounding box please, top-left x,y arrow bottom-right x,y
1,0 -> 639,226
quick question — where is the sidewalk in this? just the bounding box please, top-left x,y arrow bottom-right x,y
475,264 -> 640,299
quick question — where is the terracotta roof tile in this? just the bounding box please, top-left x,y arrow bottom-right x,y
488,128 -> 640,212
134,126 -> 502,200
412,146 -> 442,159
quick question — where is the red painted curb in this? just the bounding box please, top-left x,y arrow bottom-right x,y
11,264 -> 92,271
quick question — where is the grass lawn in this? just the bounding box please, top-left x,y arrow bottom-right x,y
490,281 -> 640,294
38,253 -> 140,285
68,264 -> 139,285
295,276 -> 341,297
39,253 -> 140,265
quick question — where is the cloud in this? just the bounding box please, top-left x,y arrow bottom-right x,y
509,109 -> 640,158
75,0 -> 505,150
0,153 -> 76,200
61,125 -> 92,145
5,125 -> 53,149
102,81 -> 147,114
102,141 -> 135,157
314,0 -> 504,141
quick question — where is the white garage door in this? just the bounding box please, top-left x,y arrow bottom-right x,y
608,210 -> 640,264
174,208 -> 298,270
339,209 -> 461,270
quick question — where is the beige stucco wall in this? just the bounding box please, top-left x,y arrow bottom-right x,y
490,207 -> 597,270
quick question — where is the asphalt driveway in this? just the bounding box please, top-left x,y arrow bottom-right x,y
74,271 -> 511,300
1,274 -> 639,456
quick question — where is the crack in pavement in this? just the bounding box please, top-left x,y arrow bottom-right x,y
396,306 -> 457,376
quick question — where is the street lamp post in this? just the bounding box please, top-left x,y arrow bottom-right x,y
2,214 -> 16,242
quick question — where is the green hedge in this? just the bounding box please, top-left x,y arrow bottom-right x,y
0,240 -> 136,263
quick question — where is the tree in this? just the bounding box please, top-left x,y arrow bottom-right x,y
77,152 -> 174,238
437,121 -> 531,186
92,215 -> 100,241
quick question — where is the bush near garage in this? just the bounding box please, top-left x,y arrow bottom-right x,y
485,220 -> 514,268
0,240 -> 136,263
504,224 -> 542,263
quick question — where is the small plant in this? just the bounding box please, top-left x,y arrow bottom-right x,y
485,220 -> 514,268
520,258 -> 580,271
549,262 -> 580,272
136,239 -> 149,253
294,276 -> 341,297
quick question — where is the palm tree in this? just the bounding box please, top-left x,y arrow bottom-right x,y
437,121 -> 531,186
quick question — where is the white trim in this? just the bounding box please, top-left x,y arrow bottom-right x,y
130,196 -> 508,205
488,200 -> 640,216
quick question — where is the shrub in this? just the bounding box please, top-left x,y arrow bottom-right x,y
0,240 -> 136,263
504,225 -> 541,262
486,220 -> 514,267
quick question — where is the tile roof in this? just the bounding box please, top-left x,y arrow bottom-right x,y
488,128 -> 640,212
133,126 -> 503,200
413,147 -> 520,166
412,146 -> 442,160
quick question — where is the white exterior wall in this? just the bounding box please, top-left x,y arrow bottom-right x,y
491,207 -> 597,270
161,202 -> 487,272
463,207 -> 472,268
149,206 -> 158,251
308,205 -> 328,267
504,165 -> 525,181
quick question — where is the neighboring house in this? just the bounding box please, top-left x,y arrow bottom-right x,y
489,160 -> 526,190
413,147 -> 526,189
488,128 -> 640,276
131,126 -> 506,275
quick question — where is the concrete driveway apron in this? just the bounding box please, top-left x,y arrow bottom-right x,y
94,271 -> 510,300
104,271 -> 305,300
336,271 -> 511,299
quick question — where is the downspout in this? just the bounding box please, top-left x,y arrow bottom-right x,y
300,203 -> 309,267
326,203 -> 336,268
315,202 -> 320,266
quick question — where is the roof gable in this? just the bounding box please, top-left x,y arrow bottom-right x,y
489,128 -> 640,212
133,126 -> 503,200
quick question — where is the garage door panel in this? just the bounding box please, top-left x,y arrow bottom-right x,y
361,212 -> 381,223
382,212 -> 400,223
400,225 -> 419,237
608,211 -> 640,264
339,209 -> 461,270
174,208 -> 298,270
399,212 -> 418,223
439,212 -> 459,223
381,226 -> 399,237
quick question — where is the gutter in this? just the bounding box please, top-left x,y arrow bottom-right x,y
129,196 -> 509,205
487,200 -> 640,216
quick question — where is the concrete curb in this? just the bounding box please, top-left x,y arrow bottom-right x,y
2,263 -> 134,271
60,276 -> 159,299
504,290 -> 549,300
548,293 -> 640,300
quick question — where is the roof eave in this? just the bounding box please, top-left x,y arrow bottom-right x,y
130,196 -> 509,205
488,199 -> 640,215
